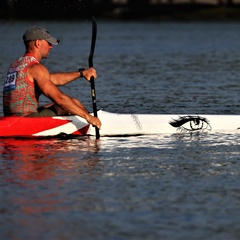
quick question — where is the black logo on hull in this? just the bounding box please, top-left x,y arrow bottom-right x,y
169,116 -> 212,132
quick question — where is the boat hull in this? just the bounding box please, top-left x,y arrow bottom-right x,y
0,110 -> 239,138
0,115 -> 90,138
90,110 -> 240,136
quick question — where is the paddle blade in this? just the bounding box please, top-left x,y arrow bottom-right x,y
88,16 -> 97,68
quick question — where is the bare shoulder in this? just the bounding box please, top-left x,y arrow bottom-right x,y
28,63 -> 51,83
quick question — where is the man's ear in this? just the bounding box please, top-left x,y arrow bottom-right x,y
35,39 -> 41,49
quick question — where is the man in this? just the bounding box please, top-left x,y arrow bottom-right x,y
3,26 -> 101,130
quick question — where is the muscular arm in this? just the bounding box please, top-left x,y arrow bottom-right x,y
28,64 -> 101,128
50,71 -> 80,86
50,68 -> 97,86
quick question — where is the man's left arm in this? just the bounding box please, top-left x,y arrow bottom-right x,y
50,68 -> 97,86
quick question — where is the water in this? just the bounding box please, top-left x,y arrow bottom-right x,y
0,20 -> 240,240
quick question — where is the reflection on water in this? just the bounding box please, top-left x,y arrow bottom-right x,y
0,137 -> 100,181
101,133 -> 240,177
0,133 -> 240,240
0,137 -> 102,240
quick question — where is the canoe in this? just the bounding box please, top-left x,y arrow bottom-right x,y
0,110 -> 239,138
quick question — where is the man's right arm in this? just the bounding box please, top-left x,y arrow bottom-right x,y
28,64 -> 101,129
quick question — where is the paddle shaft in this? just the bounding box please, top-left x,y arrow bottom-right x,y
88,16 -> 100,139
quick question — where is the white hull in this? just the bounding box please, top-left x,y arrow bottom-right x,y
55,110 -> 240,136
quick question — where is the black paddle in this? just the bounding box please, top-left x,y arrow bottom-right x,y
88,16 -> 100,140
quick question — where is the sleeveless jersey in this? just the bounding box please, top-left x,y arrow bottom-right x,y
3,54 -> 41,116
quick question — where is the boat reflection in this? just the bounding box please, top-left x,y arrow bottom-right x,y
0,136 -> 101,181
0,137 -> 102,218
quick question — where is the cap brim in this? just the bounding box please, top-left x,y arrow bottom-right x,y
46,37 -> 59,45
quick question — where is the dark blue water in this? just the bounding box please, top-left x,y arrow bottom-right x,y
0,20 -> 240,240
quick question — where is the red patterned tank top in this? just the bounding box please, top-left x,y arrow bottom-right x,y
3,54 -> 41,116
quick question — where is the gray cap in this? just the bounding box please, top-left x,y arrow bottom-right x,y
23,26 -> 59,45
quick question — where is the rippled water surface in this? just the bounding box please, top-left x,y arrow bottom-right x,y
0,20 -> 240,240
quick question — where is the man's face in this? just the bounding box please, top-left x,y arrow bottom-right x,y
39,39 -> 53,59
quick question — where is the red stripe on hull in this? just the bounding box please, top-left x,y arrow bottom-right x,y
0,117 -> 71,137
72,124 -> 90,136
